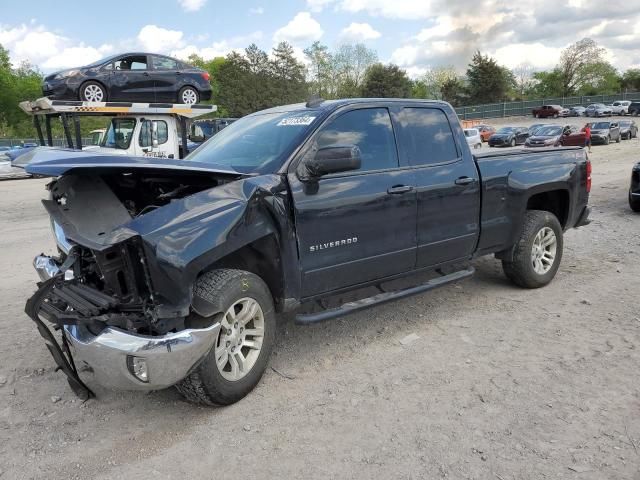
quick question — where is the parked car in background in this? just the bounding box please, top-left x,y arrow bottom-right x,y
629,102 -> 640,116
585,104 -> 612,117
42,52 -> 212,104
464,128 -> 482,149
630,162 -> 640,212
589,121 -> 620,144
558,125 -> 586,146
610,100 -> 631,115
569,106 -> 586,116
529,123 -> 552,135
476,124 -> 495,142
618,120 -> 638,139
524,125 -> 568,148
532,105 -> 568,118
488,126 -> 529,147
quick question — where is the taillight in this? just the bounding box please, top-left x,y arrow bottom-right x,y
201,72 -> 210,81
586,159 -> 592,193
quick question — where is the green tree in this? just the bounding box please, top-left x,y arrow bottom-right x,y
416,66 -> 459,100
333,43 -> 378,98
360,63 -> 412,98
576,61 -> 621,95
466,51 -> 514,104
557,38 -> 606,96
304,41 -> 336,98
621,68 -> 640,91
529,69 -> 564,97
440,77 -> 467,106
271,41 -> 308,106
186,54 -> 226,111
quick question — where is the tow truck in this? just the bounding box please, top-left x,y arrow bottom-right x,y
17,97 -> 217,160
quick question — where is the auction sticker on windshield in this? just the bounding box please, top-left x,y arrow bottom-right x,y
278,115 -> 316,126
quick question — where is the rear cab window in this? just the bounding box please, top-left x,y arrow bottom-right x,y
395,107 -> 459,166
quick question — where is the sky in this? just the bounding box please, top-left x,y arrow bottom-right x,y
1,0 -> 639,77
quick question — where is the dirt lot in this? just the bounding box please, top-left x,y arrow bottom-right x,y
1,125 -> 639,480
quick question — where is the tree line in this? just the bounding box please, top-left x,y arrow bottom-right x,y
2,37 -> 640,137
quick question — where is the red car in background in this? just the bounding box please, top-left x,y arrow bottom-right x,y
532,105 -> 569,118
558,125 -> 586,146
476,124 -> 496,142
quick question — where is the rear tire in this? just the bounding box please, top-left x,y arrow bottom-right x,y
176,269 -> 276,406
630,192 -> 640,212
179,86 -> 199,105
502,210 -> 563,289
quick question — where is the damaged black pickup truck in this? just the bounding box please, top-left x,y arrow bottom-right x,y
25,99 -> 591,406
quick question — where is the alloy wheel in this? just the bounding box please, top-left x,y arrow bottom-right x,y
83,84 -> 104,102
181,88 -> 198,105
214,297 -> 265,382
531,227 -> 557,275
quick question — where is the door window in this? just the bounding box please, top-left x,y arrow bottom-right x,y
313,108 -> 398,172
114,55 -> 148,71
139,120 -> 169,147
396,108 -> 459,166
152,56 -> 178,70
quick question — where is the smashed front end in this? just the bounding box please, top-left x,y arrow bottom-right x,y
24,162 -> 249,398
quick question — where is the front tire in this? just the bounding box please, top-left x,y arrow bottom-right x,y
179,86 -> 199,105
604,135 -> 610,145
176,269 -> 276,406
616,134 -> 621,143
79,81 -> 107,102
502,210 -> 563,289
510,138 -> 516,147
630,192 -> 640,212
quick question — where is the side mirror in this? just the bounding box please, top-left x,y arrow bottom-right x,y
610,124 -> 618,129
303,145 -> 361,179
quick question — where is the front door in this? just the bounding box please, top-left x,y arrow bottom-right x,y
289,106 -> 417,298
134,118 -> 174,158
149,55 -> 180,102
393,106 -> 481,267
111,55 -> 155,101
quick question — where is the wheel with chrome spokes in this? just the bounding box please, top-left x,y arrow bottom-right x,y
214,297 -> 265,381
530,227 -> 556,275
502,210 -> 563,288
176,269 -> 275,406
80,81 -> 106,102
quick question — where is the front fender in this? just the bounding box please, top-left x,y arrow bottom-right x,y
125,175 -> 294,317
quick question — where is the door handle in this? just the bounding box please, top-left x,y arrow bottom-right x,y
387,185 -> 414,194
143,72 -> 150,76
454,176 -> 475,186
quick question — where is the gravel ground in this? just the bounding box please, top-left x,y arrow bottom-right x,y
0,128 -> 639,480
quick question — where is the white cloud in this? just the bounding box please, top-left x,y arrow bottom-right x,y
178,0 -> 207,12
249,6 -> 264,15
307,0 -> 335,12
137,25 -> 185,52
171,32 -> 263,60
340,22 -> 381,42
42,44 -> 113,70
339,0 -> 432,19
273,12 -> 323,45
489,43 -> 563,70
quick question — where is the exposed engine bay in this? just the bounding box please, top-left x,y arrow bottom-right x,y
36,170 -> 240,337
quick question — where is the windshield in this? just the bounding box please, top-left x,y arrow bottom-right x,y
591,122 -> 609,130
101,118 -> 136,149
497,127 -> 515,133
464,129 -> 478,137
187,110 -> 320,173
90,131 -> 102,145
535,126 -> 562,136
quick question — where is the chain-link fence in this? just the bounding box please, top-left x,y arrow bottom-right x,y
0,138 -> 93,148
455,92 -> 640,120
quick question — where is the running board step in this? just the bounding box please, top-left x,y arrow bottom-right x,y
295,267 -> 474,325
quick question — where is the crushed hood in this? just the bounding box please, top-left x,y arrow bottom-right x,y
23,147 -> 242,177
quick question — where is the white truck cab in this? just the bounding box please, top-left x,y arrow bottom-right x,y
19,97 -> 216,159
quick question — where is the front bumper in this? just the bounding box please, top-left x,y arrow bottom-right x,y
41,78 -> 79,100
64,322 -> 220,391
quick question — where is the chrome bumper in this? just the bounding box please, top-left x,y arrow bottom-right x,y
64,322 -> 220,391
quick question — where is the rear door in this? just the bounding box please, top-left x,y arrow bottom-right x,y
289,106 -> 417,297
111,55 -> 155,101
393,106 -> 480,267
149,55 -> 180,102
